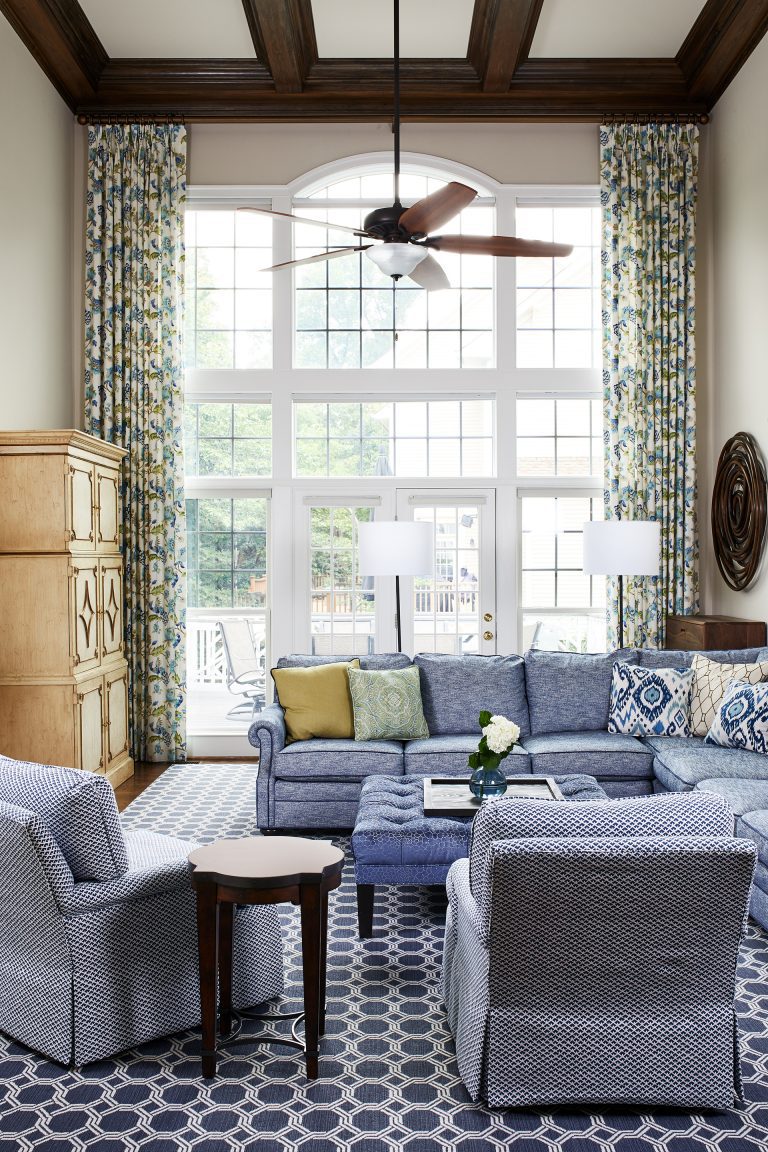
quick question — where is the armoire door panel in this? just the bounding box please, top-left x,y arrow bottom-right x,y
96,469 -> 120,550
76,681 -> 104,774
70,564 -> 100,671
67,463 -> 95,550
104,669 -> 129,772
100,560 -> 124,658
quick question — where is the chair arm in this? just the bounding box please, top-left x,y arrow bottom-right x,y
447,858 -> 488,946
61,858 -> 191,915
248,701 -> 286,763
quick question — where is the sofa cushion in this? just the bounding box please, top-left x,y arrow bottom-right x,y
740,809 -> 768,871
522,731 -> 654,779
705,679 -> 768,754
0,755 -> 128,882
692,778 -> 768,818
635,647 -> 768,669
690,653 -> 768,736
277,653 -> 411,670
643,735 -> 768,791
271,659 -> 360,741
403,735 -> 531,777
272,738 -> 404,782
608,662 -> 693,737
414,653 -> 530,738
348,666 -> 429,741
524,649 -> 637,735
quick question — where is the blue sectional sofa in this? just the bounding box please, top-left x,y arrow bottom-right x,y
249,645 -> 768,827
250,646 -> 768,929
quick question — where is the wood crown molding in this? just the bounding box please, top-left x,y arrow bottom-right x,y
1,0 -> 765,120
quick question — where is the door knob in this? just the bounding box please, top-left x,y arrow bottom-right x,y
483,630 -> 494,641
483,612 -> 493,622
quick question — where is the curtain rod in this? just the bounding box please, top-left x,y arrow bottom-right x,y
602,112 -> 709,125
77,114 -> 186,125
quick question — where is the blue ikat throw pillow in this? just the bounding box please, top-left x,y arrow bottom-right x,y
608,661 -> 694,737
705,679 -> 768,754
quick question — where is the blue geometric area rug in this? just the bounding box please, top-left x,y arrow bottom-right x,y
3,763 -> 768,1151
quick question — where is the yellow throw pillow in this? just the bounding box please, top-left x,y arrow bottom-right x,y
271,660 -> 361,742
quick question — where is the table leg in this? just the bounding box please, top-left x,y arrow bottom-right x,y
300,882 -> 322,1079
195,881 -> 218,1078
356,883 -> 375,938
319,888 -> 329,1037
218,901 -> 234,1037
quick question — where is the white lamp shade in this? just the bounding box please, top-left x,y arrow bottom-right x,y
358,521 -> 434,576
582,520 -> 660,576
366,243 -> 428,279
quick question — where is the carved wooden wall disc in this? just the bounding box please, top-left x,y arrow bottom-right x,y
711,432 -> 767,591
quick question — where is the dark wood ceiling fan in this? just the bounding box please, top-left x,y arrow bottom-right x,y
239,0 -> 573,289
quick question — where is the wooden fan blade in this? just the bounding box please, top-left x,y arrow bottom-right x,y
239,205 -> 369,239
397,182 -> 477,238
406,253 -> 451,292
262,246 -> 371,272
425,234 -> 574,258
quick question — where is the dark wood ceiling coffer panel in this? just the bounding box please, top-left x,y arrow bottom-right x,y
677,0 -> 768,105
469,0 -> 545,92
0,0 -> 107,107
241,0 -> 317,92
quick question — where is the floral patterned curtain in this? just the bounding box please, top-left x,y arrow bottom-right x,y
84,124 -> 187,762
601,122 -> 699,649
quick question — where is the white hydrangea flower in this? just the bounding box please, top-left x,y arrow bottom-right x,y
482,714 -> 520,754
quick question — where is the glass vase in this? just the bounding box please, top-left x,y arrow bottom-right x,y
469,765 -> 508,800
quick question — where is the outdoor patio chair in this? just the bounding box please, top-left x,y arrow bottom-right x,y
219,618 -> 267,719
443,791 -> 755,1109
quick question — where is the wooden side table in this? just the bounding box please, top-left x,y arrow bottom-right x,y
665,614 -> 766,651
188,836 -> 344,1080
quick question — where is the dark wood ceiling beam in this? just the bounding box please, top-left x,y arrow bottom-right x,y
0,0 -> 107,107
677,0 -> 768,105
80,58 -> 705,122
469,0 -> 545,92
240,0 -> 316,92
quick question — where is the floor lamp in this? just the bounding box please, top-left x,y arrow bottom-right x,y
358,521 -> 435,653
582,520 -> 661,650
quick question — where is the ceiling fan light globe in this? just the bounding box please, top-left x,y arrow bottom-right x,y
366,243 -> 428,279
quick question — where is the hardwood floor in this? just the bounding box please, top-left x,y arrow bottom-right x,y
114,762 -> 169,812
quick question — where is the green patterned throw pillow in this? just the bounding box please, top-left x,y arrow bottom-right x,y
347,666 -> 430,742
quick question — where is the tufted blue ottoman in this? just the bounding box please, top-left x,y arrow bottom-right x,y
352,772 -> 608,936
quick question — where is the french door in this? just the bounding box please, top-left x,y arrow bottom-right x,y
396,490 -> 497,656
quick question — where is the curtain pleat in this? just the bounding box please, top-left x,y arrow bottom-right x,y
601,122 -> 699,649
84,124 -> 187,762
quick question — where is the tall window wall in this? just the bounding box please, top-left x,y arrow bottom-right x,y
183,160 -> 602,749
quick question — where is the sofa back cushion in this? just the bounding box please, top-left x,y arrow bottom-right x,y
0,755 -> 128,881
524,649 -> 638,735
277,653 -> 412,671
414,653 -> 530,738
636,647 -> 768,669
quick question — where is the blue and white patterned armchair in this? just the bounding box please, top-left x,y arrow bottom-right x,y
443,792 -> 756,1109
0,756 -> 284,1066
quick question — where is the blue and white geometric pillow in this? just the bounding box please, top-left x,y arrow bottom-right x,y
608,661 -> 694,737
705,679 -> 768,754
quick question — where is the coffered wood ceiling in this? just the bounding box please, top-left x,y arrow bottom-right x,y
1,0 -> 766,121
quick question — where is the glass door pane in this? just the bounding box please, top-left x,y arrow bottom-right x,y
186,495 -> 269,734
308,505 -> 376,656
397,491 -> 496,656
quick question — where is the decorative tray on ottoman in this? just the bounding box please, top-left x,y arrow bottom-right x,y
423,775 -> 564,818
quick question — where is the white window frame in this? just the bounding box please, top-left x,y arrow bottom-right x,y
183,159 -> 602,750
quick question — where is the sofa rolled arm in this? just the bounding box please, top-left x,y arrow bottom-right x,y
248,702 -> 286,767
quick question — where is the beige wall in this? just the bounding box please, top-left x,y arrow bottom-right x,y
188,121 -> 599,186
0,16 -> 75,429
699,33 -> 768,620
